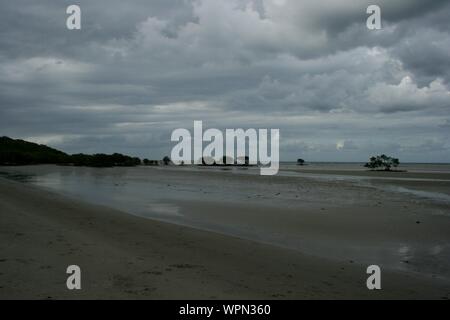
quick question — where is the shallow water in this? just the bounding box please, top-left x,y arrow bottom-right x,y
1,164 -> 449,280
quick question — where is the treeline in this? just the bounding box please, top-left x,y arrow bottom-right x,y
0,136 -> 69,165
0,136 -> 141,167
70,153 -> 141,167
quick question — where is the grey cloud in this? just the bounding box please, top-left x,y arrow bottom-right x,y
0,0 -> 449,162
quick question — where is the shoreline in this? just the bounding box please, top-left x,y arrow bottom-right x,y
1,177 -> 449,299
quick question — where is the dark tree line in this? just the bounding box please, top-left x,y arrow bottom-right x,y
70,153 -> 141,167
0,136 -> 141,167
0,136 -> 69,165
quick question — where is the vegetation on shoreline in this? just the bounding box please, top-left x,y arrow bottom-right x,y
0,136 -> 69,165
364,154 -> 400,171
1,136 -> 406,172
0,136 -> 142,167
69,153 -> 141,167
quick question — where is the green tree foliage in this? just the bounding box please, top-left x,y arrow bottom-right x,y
0,136 -> 70,165
143,158 -> 159,165
364,154 -> 400,171
162,156 -> 171,165
0,136 -> 141,167
70,153 -> 141,167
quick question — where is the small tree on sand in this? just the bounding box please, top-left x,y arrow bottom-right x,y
162,156 -> 171,165
364,154 -> 399,171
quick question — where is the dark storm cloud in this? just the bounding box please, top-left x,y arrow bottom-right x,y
0,0 -> 194,58
0,0 -> 449,161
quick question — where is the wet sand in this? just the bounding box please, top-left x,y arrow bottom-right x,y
0,176 -> 449,299
285,167 -> 450,181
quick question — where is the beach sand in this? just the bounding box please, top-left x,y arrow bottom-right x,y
0,176 -> 449,299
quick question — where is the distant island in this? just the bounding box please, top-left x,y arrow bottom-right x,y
0,136 -> 142,167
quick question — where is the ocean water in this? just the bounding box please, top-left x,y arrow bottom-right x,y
2,163 -> 450,210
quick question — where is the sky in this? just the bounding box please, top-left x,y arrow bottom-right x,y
0,0 -> 449,162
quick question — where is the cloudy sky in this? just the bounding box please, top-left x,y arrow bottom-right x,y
1,0 -> 449,162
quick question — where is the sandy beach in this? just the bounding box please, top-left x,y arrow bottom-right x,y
1,166 -> 450,299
